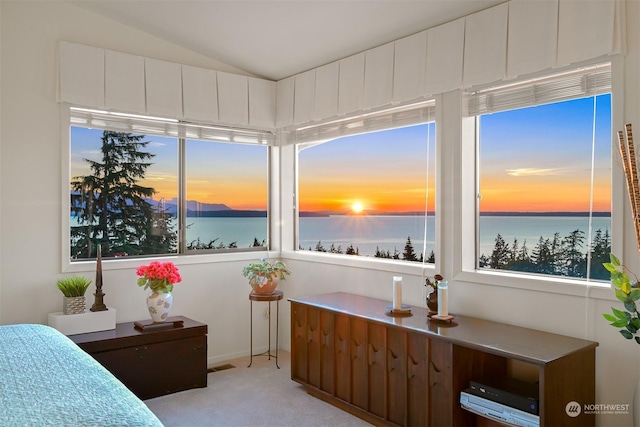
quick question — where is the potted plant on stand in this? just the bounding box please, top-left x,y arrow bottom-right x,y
242,258 -> 291,295
57,276 -> 92,315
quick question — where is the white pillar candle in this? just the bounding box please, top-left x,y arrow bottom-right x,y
437,280 -> 448,316
392,276 -> 403,310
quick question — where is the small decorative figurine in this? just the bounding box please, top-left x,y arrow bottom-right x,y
90,244 -> 108,312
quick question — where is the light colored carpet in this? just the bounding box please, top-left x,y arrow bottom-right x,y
144,351 -> 371,427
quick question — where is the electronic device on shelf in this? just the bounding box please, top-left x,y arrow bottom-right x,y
460,390 -> 540,427
468,376 -> 539,415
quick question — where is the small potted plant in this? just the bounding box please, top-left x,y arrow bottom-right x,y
136,260 -> 182,323
425,274 -> 444,314
57,276 -> 92,315
242,258 -> 291,295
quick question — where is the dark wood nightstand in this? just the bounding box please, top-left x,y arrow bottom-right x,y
70,315 -> 207,400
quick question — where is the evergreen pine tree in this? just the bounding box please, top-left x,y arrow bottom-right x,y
518,239 -> 530,262
549,232 -> 562,274
402,236 -> 417,261
589,228 -> 611,279
532,236 -> 553,274
315,241 -> 327,252
70,131 -> 176,259
510,238 -> 519,263
562,229 -> 586,277
426,250 -> 435,263
489,233 -> 510,269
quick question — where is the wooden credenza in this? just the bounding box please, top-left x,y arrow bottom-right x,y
289,292 -> 597,427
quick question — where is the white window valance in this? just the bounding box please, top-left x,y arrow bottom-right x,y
278,0 -> 624,128
59,1 -> 624,131
70,107 -> 276,146
283,100 -> 435,145
466,63 -> 611,116
58,41 -> 276,131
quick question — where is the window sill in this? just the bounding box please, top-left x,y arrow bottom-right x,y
281,250 -> 436,276
62,250 -> 271,274
280,251 -> 615,303
455,269 -> 614,301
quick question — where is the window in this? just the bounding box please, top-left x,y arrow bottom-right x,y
69,108 -> 271,261
295,102 -> 436,263
471,64 -> 612,280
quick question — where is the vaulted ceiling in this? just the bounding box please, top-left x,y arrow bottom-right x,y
68,0 -> 505,81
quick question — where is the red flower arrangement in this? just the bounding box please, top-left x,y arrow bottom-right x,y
136,261 -> 182,293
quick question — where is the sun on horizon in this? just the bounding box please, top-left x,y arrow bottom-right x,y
351,201 -> 364,214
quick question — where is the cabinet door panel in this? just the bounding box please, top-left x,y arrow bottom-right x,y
350,317 -> 368,410
368,322 -> 387,419
291,302 -> 307,383
334,313 -> 351,402
387,327 -> 407,426
429,339 -> 453,427
92,336 -> 206,400
407,332 -> 429,426
307,307 -> 321,388
319,309 -> 335,394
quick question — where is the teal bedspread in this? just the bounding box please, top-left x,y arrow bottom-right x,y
0,324 -> 163,426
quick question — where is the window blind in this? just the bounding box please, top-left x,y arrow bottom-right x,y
70,107 -> 276,145
286,100 -> 436,145
467,63 -> 611,116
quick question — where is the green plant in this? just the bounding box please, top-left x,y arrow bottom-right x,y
603,254 -> 640,343
242,258 -> 291,284
425,273 -> 444,291
57,276 -> 92,297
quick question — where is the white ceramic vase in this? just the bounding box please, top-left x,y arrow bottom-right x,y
146,291 -> 173,323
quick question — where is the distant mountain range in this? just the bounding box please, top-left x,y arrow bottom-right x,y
157,199 -> 267,217
74,193 -> 612,218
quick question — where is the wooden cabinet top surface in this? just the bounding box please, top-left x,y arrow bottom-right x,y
289,292 -> 598,365
69,315 -> 207,352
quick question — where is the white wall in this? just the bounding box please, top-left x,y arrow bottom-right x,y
0,0 -> 264,363
1,1 -> 639,426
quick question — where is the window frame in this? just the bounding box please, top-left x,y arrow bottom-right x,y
290,101 -> 439,275
63,107 -> 273,270
455,59 -> 624,296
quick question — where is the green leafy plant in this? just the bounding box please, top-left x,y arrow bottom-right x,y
603,254 -> 640,343
425,274 -> 444,291
57,276 -> 92,297
242,258 -> 291,285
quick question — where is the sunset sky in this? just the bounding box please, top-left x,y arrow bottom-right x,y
299,93 -> 611,214
478,94 -> 611,213
70,128 -> 267,211
71,93 -> 611,214
298,123 -> 435,213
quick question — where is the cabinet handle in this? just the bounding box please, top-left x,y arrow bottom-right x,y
368,344 -> 384,366
337,336 -> 348,354
135,346 -> 147,359
407,354 -> 419,379
322,331 -> 331,348
429,360 -> 444,387
387,348 -> 401,373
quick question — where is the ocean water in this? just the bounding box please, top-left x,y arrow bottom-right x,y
184,215 -> 611,258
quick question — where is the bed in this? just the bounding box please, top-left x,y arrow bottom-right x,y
0,323 -> 163,426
